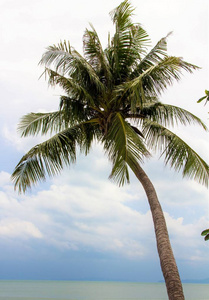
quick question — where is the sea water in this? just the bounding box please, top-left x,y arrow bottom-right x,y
0,280 -> 208,300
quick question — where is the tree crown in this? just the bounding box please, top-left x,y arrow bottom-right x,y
12,0 -> 209,192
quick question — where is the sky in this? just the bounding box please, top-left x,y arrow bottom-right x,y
0,0 -> 209,283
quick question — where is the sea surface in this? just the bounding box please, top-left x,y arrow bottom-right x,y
0,280 -> 208,300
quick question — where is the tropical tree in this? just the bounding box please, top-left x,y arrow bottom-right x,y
12,1 -> 209,299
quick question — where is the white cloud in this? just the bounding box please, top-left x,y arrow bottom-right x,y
1,125 -> 48,153
0,165 -> 208,262
164,213 -> 209,262
0,171 -> 11,186
0,219 -> 43,239
155,178 -> 209,208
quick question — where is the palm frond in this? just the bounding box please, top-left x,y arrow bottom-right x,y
142,120 -> 209,187
129,24 -> 150,59
116,56 -> 199,110
39,40 -> 72,69
83,24 -> 112,84
70,49 -> 105,91
18,111 -> 63,137
132,33 -> 171,77
104,112 -> 149,185
204,235 -> 209,241
197,90 -> 209,105
76,121 -> 101,155
201,229 -> 209,236
44,68 -> 98,107
139,102 -> 208,129
59,96 -> 95,125
108,0 -> 149,81
40,43 -> 105,95
12,119 -> 102,192
201,229 -> 209,241
110,0 -> 134,32
141,56 -> 199,96
11,127 -> 78,193
18,95 -> 97,137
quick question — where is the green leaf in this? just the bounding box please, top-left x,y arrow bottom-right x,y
11,127 -> 79,193
108,0 -> 149,81
197,96 -> 207,103
18,111 -> 63,137
105,112 -> 149,186
142,120 -> 209,187
139,102 -> 207,130
83,24 -> 112,84
205,234 -> 209,241
116,57 -> 199,111
40,44 -> 105,96
201,229 -> 209,236
132,33 -> 171,77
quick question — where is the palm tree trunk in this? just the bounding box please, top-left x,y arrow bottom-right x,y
131,162 -> 185,300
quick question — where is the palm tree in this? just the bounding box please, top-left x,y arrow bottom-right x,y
12,1 -> 209,299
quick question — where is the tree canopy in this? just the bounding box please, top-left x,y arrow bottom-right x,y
12,0 -> 208,194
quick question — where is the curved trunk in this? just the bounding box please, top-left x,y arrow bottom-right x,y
131,163 -> 184,300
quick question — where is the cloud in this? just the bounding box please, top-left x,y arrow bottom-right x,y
164,213 -> 209,262
0,171 -> 11,187
24,172 -> 153,258
0,164 -> 208,263
1,125 -> 49,153
0,219 -> 43,239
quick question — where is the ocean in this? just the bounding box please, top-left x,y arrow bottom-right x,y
0,280 -> 208,300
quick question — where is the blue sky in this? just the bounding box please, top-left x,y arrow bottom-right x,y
0,0 -> 209,282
